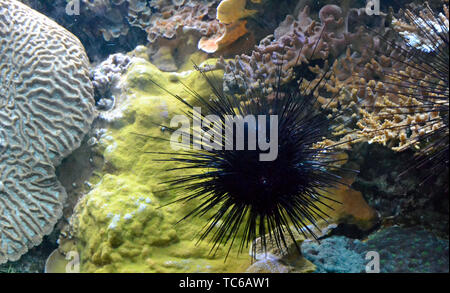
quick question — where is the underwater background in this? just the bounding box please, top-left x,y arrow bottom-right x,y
0,0 -> 448,273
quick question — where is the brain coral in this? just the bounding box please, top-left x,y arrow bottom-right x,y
0,0 -> 95,264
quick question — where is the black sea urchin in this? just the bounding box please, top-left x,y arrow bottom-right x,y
367,3 -> 449,186
145,62 -> 355,259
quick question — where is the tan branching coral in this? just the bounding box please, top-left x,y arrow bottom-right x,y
0,0 -> 95,264
357,4 -> 449,152
309,2 -> 449,154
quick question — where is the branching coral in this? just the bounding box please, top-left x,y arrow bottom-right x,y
304,2 -> 448,186
216,4 -> 381,95
356,3 -> 449,183
314,4 -> 448,146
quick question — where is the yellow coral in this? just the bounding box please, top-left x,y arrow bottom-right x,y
70,60 -> 252,273
198,20 -> 248,53
197,0 -> 260,53
216,0 -> 258,24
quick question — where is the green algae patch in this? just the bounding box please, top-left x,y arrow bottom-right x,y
71,59 -> 252,273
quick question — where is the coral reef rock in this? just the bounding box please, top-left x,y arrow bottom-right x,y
0,0 -> 95,264
350,143 -> 449,237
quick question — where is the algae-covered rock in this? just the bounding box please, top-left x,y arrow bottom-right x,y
69,59 -> 251,273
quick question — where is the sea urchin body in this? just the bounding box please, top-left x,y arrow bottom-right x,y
147,64 -> 354,259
